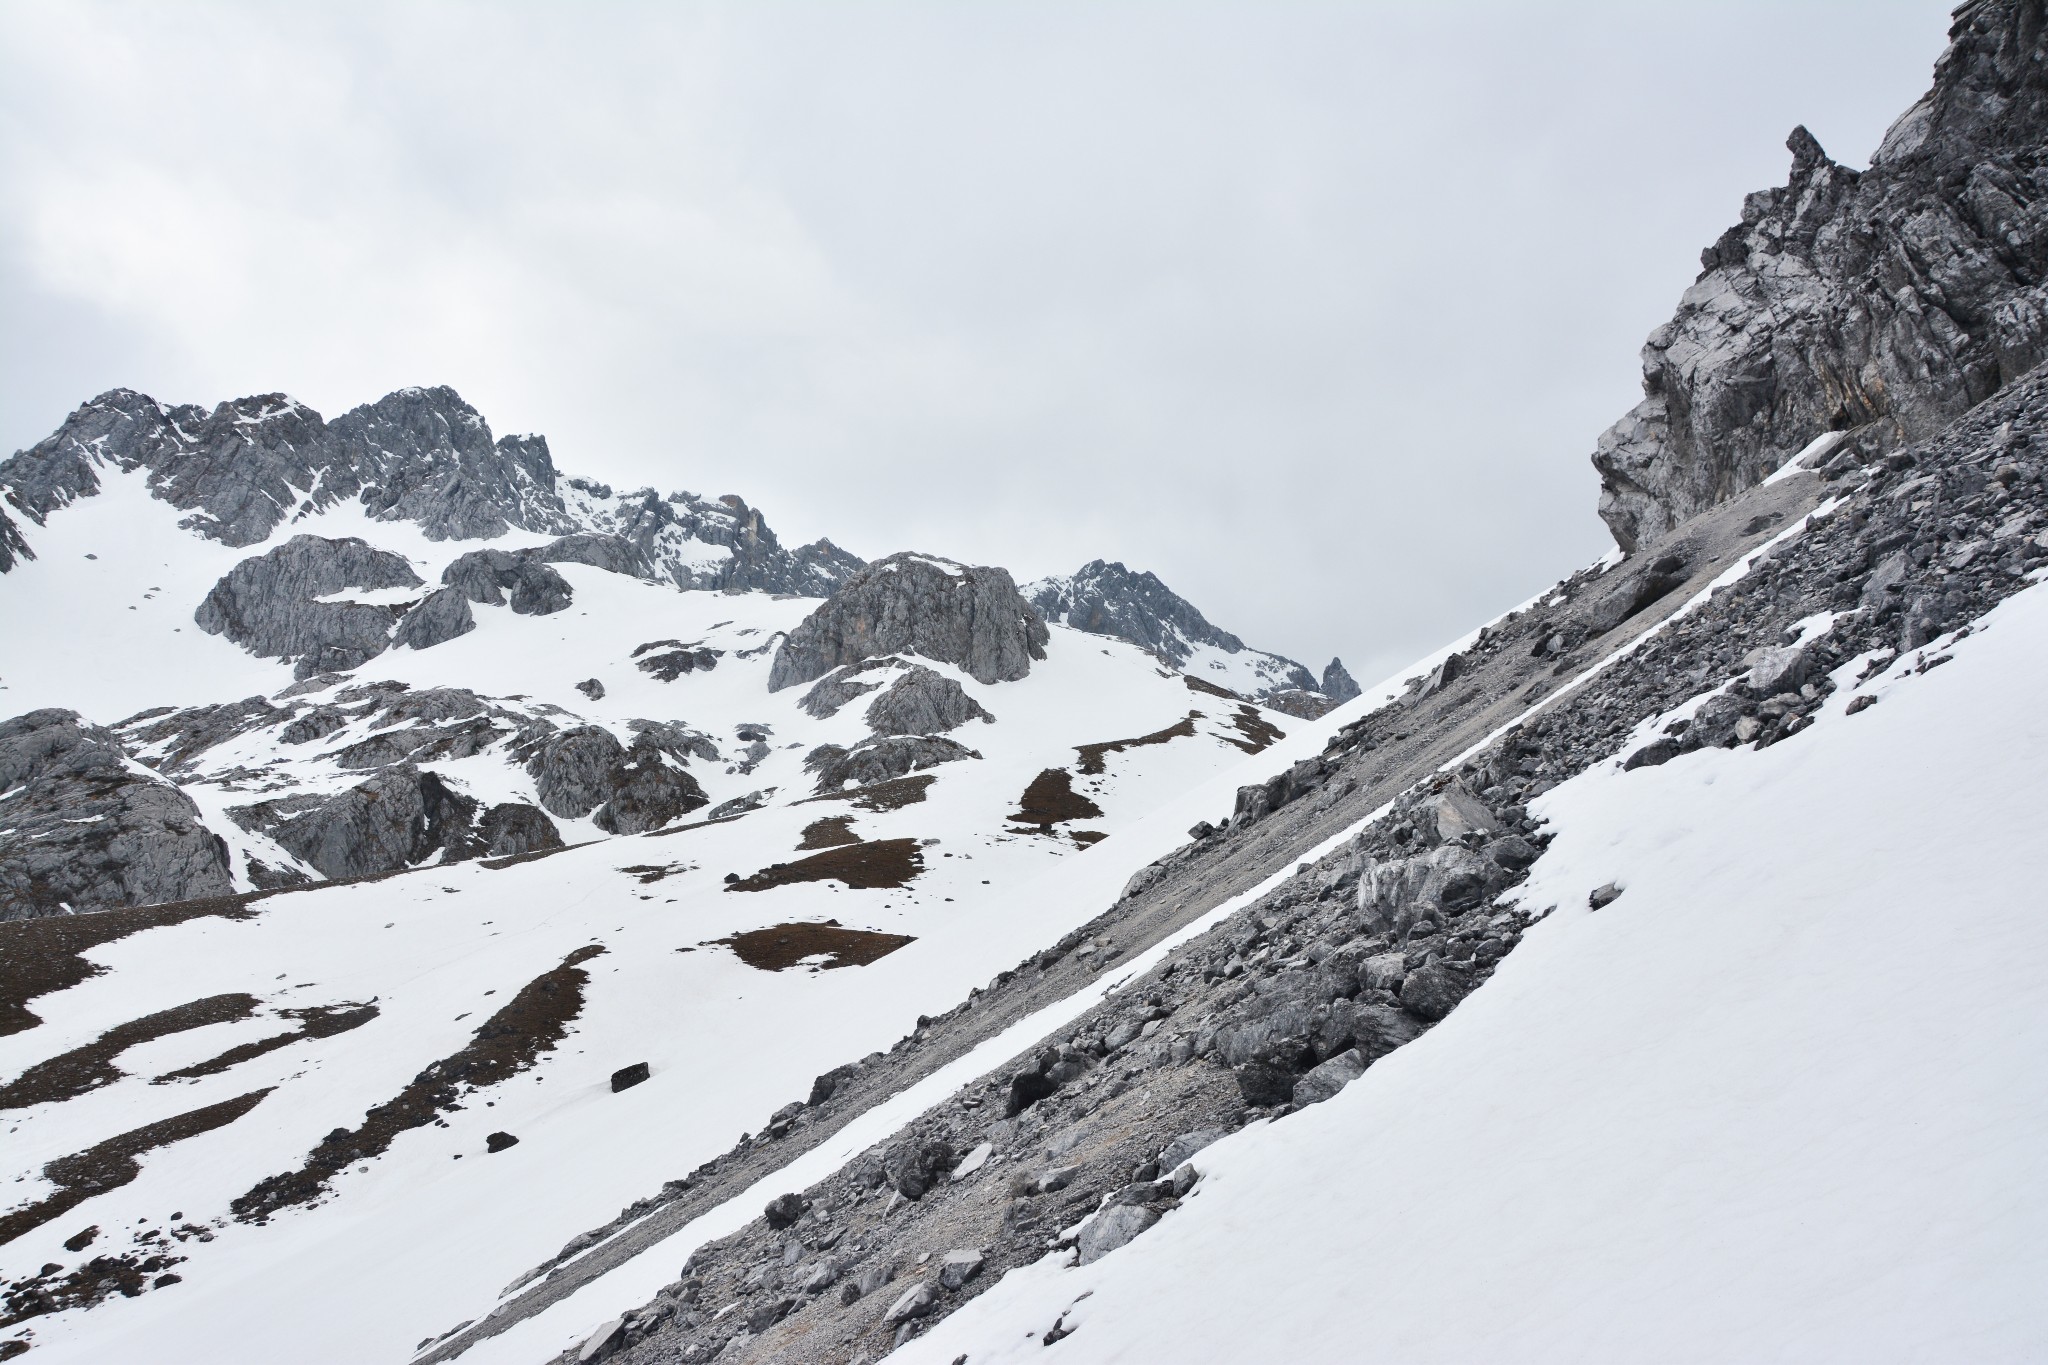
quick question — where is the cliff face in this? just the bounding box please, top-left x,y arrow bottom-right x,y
1595,0 -> 2048,549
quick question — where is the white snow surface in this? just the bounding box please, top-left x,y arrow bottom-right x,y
898,581 -> 2048,1365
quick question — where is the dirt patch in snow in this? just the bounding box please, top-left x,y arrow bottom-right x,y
618,863 -> 693,885
797,816 -> 862,850
0,894 -> 264,1038
1226,703 -> 1286,755
794,773 -> 935,812
230,945 -> 606,1222
1074,711 -> 1200,775
153,1003 -> 379,1084
1183,675 -> 1241,699
725,839 -> 924,893
711,921 -> 916,973
0,1088 -> 273,1249
0,994 -> 260,1110
1009,769 -> 1104,830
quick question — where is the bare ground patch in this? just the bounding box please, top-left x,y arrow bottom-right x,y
725,839 -> 923,893
0,995 -> 260,1110
153,1003 -> 378,1084
797,816 -> 862,850
1074,711 -> 1200,775
230,946 -> 606,1222
711,921 -> 916,972
0,895 -> 263,1038
0,1089 -> 273,1249
1225,703 -> 1286,755
1008,769 -> 1104,831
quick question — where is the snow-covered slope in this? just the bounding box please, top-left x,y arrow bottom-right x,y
898,570 -> 2048,1365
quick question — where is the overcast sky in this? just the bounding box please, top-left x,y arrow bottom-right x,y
0,1 -> 1948,686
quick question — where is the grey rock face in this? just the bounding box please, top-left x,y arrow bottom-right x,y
532,532 -> 653,578
572,485 -> 863,596
440,549 -> 573,615
479,803 -> 564,858
803,735 -> 979,793
0,505 -> 29,573
1077,1203 -> 1161,1265
1320,657 -> 1362,702
863,665 -> 995,736
1358,844 -> 1502,940
797,658 -> 900,719
391,587 -> 477,651
0,709 -> 235,919
334,387 -> 578,542
769,552 -> 1049,691
235,766 -> 482,881
520,725 -> 707,832
1593,4 -> 2048,547
1292,1047 -> 1367,1107
194,535 -> 423,679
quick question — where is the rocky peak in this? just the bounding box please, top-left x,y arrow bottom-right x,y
1593,0 -> 2048,550
768,552 -> 1049,691
1026,559 -> 1345,704
336,386 -> 577,542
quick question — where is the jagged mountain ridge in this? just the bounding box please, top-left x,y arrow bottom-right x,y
0,385 -> 862,596
1025,560 -> 1359,716
7,5 -> 2047,1364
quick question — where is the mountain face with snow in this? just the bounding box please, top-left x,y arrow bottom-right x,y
1025,560 -> 1358,716
5,6 -> 2048,1365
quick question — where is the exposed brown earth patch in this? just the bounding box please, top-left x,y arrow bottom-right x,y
725,839 -> 923,893
618,863 -> 692,885
1183,675 -> 1240,699
230,945 -> 606,1221
1226,703 -> 1286,755
712,921 -> 916,973
1074,712 -> 1200,775
0,1089 -> 272,1248
797,816 -> 862,850
1070,830 -> 1108,847
153,1003 -> 379,1084
0,894 -> 263,1037
0,994 -> 260,1110
794,774 -> 935,812
1008,769 -> 1104,831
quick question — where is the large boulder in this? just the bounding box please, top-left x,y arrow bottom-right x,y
440,549 -> 573,615
0,710 -> 235,919
768,552 -> 1049,691
863,665 -> 994,735
1357,844 -> 1502,939
391,586 -> 476,651
520,726 -> 707,832
334,386 -> 579,542
194,535 -> 423,679
233,766 -> 483,881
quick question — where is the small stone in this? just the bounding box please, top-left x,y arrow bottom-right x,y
577,1316 -> 626,1364
883,1281 -> 938,1324
611,1063 -> 651,1093
1846,694 -> 1878,716
575,678 -> 606,700
1157,1128 -> 1225,1172
485,1131 -> 519,1153
951,1142 -> 994,1182
1588,883 -> 1624,910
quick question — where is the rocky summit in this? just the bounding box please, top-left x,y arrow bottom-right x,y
3,7 -> 2048,1365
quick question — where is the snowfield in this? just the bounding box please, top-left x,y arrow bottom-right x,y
894,578 -> 2048,1365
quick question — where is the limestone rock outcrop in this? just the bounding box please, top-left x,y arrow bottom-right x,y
770,553 -> 1049,691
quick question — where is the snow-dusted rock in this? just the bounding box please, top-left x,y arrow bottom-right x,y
864,665 -> 994,736
1076,1203 -> 1161,1265
391,586 -> 476,651
0,708 -> 234,919
194,534 -> 423,678
768,552 -> 1049,691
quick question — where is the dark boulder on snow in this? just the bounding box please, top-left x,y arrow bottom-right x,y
519,725 -> 707,833
194,534 -> 423,679
391,586 -> 476,651
232,765 -> 483,881
0,709 -> 234,919
768,552 -> 1049,691
441,549 -> 573,616
486,1132 -> 520,1153
479,803 -> 563,858
862,665 -> 994,736
611,1063 -> 650,1093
